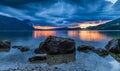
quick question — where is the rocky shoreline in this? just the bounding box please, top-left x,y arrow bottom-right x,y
1,36 -> 120,71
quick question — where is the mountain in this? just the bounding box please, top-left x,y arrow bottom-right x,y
35,27 -> 81,31
87,18 -> 120,30
52,27 -> 81,30
0,15 -> 34,31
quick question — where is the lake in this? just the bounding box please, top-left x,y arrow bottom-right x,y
0,30 -> 120,71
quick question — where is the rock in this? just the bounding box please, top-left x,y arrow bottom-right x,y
93,48 -> 109,57
77,45 -> 94,52
0,40 -> 11,48
0,40 -> 11,52
105,39 -> 120,53
4,40 -> 11,45
34,42 -> 46,54
110,53 -> 120,62
38,36 -> 76,55
55,67 -> 58,69
12,46 -> 30,52
34,48 -> 46,54
47,53 -> 76,65
29,55 -> 47,62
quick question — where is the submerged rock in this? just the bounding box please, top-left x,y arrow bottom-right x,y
36,36 -> 76,55
105,39 -> 120,54
47,53 -> 76,65
77,45 -> 94,52
29,55 -> 47,62
29,53 -> 76,65
93,48 -> 109,57
110,53 -> 120,62
12,46 -> 30,52
0,40 -> 11,52
0,40 -> 11,48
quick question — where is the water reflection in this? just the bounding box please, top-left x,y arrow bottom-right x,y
0,47 -> 10,52
0,31 -> 33,40
30,53 -> 76,65
47,53 -> 76,65
33,31 -> 56,38
33,30 -> 107,41
68,31 -> 106,41
100,31 -> 120,39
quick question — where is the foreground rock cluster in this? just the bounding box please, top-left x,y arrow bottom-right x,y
1,36 -> 120,63
77,39 -> 120,62
30,36 -> 76,62
31,36 -> 120,62
77,45 -> 109,57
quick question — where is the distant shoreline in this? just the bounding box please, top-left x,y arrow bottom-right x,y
0,29 -> 120,32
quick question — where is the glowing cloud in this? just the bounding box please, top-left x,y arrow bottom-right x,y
106,0 -> 117,3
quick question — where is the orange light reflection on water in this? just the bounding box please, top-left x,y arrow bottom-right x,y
68,31 -> 106,41
34,31 -> 56,38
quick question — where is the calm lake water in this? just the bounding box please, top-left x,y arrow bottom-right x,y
0,30 -> 120,71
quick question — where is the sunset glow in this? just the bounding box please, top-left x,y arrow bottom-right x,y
33,26 -> 57,30
33,21 -> 110,29
34,31 -> 56,38
68,31 -> 106,41
78,21 -> 109,28
79,31 -> 106,41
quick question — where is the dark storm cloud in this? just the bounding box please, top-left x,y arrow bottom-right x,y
0,0 -> 56,6
0,0 -> 119,26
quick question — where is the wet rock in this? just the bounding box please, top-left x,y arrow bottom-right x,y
47,53 -> 76,65
93,48 -> 109,57
110,53 -> 120,62
34,42 -> 46,54
34,48 -> 46,54
0,40 -> 11,48
105,39 -> 120,54
29,55 -> 47,62
0,40 -> 11,52
77,45 -> 94,52
55,67 -> 58,69
37,36 -> 76,55
12,46 -> 30,52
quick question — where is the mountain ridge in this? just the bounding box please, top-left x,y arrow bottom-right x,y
0,15 -> 34,30
87,18 -> 120,30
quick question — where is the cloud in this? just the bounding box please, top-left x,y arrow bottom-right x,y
0,0 -> 119,26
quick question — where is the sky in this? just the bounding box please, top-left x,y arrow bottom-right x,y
0,0 -> 120,26
107,0 -> 117,3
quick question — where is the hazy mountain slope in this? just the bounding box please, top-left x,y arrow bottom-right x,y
87,18 -> 120,30
0,15 -> 34,30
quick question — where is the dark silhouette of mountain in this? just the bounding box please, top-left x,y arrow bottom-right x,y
35,27 -> 81,31
0,15 -> 34,30
53,27 -> 81,30
87,18 -> 120,30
